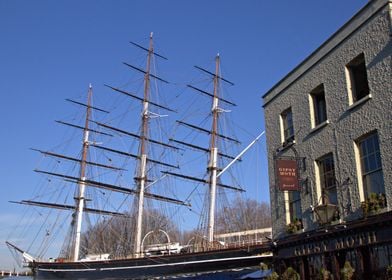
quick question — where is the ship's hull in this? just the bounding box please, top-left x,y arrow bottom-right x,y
32,245 -> 272,279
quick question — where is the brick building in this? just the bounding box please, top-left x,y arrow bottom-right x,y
262,0 -> 392,278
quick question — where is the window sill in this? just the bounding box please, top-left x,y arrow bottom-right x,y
362,206 -> 388,218
286,228 -> 305,235
276,139 -> 296,153
309,120 -> 330,135
347,94 -> 372,111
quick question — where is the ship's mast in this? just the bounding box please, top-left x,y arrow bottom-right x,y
73,84 -> 93,261
10,36 -> 189,263
207,54 -> 221,243
134,32 -> 153,257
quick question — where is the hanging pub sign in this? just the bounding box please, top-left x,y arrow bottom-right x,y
276,159 -> 300,191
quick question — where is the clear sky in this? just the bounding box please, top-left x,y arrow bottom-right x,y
0,0 -> 368,270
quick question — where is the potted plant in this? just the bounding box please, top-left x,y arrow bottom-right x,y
340,261 -> 354,280
267,272 -> 280,280
318,268 -> 333,280
281,266 -> 300,280
387,265 -> 392,279
286,218 -> 303,234
361,192 -> 387,217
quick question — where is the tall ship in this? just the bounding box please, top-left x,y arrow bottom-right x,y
6,33 -> 271,279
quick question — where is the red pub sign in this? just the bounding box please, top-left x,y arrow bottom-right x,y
276,159 -> 300,191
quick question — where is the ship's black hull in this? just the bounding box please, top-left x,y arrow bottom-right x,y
32,245 -> 272,279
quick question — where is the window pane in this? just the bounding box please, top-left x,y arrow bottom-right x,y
294,201 -> 302,219
316,97 -> 327,123
317,153 -> 337,205
326,190 -> 338,205
364,157 -> 370,173
358,132 -> 385,197
360,133 -> 382,174
361,141 -> 367,156
368,154 -> 377,171
376,153 -> 382,169
289,191 -> 300,201
373,244 -> 392,269
366,137 -> 374,154
289,190 -> 302,221
282,108 -> 294,142
347,53 -> 369,102
311,85 -> 327,125
364,170 -> 385,195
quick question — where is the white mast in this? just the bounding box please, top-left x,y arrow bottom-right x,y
134,32 -> 153,257
207,54 -> 221,243
73,84 -> 93,261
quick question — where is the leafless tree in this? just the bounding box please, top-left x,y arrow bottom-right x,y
80,209 -> 180,258
215,198 -> 271,234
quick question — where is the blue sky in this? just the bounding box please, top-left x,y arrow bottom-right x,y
0,0 -> 368,270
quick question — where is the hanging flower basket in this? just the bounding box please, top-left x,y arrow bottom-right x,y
286,218 -> 303,234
